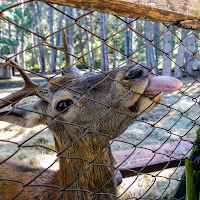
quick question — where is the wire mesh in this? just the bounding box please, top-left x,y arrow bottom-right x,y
0,1 -> 200,199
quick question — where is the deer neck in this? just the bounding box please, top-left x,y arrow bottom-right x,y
51,128 -> 117,200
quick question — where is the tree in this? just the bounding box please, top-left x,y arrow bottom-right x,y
89,13 -> 97,68
112,17 -> 119,69
54,6 -> 66,67
83,10 -> 93,72
67,7 -> 74,47
162,25 -> 173,76
185,31 -> 196,76
59,30 -> 63,71
34,2 -> 45,72
134,20 -> 146,64
193,51 -> 199,71
20,3 -> 26,69
99,13 -> 108,71
31,33 -> 35,68
174,29 -> 188,79
77,9 -> 86,64
153,22 -> 161,67
124,17 -> 129,60
128,18 -> 133,65
144,21 -> 157,73
48,6 -> 56,72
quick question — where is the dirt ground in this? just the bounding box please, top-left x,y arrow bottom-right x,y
0,75 -> 199,199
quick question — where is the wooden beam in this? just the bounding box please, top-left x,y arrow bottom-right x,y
112,140 -> 193,178
38,0 -> 200,29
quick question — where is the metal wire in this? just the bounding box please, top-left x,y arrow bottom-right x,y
0,1 -> 200,200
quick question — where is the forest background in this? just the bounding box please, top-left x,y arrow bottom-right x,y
0,0 -> 200,79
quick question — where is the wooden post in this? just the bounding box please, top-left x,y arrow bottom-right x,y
0,61 -> 12,79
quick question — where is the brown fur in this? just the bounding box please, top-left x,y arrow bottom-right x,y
0,64 -> 162,199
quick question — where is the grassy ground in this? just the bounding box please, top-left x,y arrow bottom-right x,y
0,76 -> 199,199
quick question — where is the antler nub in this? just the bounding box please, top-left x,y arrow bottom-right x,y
62,30 -> 82,76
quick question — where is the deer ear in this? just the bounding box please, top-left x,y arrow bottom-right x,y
0,101 -> 48,128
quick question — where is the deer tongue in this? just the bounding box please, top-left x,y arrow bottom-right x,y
144,76 -> 183,96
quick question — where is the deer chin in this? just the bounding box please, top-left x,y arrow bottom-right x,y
128,85 -> 162,115
129,92 -> 162,115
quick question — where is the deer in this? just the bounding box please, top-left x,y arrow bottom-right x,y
0,31 -> 182,199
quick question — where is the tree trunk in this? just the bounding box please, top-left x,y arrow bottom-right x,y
67,7 -> 74,47
36,28 -> 46,73
78,27 -> 86,64
162,25 -> 173,76
172,25 -> 177,51
33,34 -> 39,67
31,33 -> 35,67
77,10 -> 86,64
144,21 -> 157,73
103,13 -> 108,71
83,10 -> 93,72
8,23 -> 14,55
49,6 -> 56,73
8,22 -> 15,76
113,41 -> 117,69
89,14 -> 95,68
35,2 -> 45,72
45,46 -> 51,67
99,13 -> 108,71
128,18 -> 133,65
59,33 -> 63,71
193,51 -> 199,71
54,6 -> 66,66
38,42 -> 45,73
31,49 -> 35,68
14,30 -> 20,75
99,13 -> 105,71
124,17 -> 129,61
153,22 -> 161,67
174,29 -> 188,79
136,20 -> 139,33
185,31 -> 196,76
20,2 -> 26,69
20,38 -> 26,69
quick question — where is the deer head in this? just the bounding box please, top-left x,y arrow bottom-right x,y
0,32 -> 162,150
0,64 -> 161,146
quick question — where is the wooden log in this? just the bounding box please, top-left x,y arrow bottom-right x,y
112,140 -> 193,178
38,0 -> 200,30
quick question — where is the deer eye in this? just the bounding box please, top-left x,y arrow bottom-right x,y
56,100 -> 73,112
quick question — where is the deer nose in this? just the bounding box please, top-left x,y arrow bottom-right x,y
125,65 -> 146,80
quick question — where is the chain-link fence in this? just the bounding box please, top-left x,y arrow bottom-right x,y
0,1 -> 200,199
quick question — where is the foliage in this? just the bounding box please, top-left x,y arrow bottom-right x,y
27,64 -> 41,71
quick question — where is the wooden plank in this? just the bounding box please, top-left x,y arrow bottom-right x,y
38,0 -> 200,29
112,140 -> 193,178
